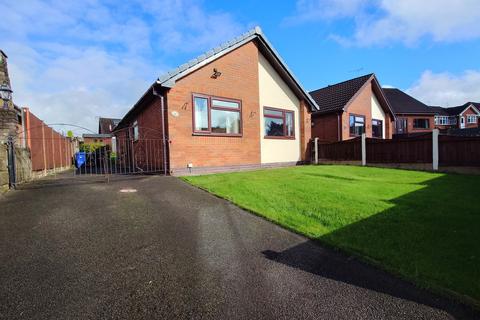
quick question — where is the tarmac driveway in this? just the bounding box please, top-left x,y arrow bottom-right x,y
0,176 -> 477,320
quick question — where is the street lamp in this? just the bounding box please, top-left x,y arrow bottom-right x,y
0,83 -> 13,109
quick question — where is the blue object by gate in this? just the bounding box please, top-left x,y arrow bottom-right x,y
75,152 -> 86,168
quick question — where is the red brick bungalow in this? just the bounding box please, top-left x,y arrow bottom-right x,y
310,74 -> 395,142
114,27 -> 319,175
431,102 -> 480,130
80,118 -> 121,149
383,88 -> 437,135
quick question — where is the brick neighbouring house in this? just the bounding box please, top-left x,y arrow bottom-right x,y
98,117 -> 121,134
114,27 -> 319,175
80,117 -> 122,148
309,74 -> 395,142
430,102 -> 480,130
383,88 -> 437,135
82,133 -> 112,146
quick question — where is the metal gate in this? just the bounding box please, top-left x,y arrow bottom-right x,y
74,136 -> 166,176
6,124 -> 168,189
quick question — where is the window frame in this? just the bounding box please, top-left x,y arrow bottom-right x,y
192,93 -> 242,137
349,114 -> 366,137
435,116 -> 448,125
371,119 -> 383,139
467,114 -> 477,124
263,106 -> 295,139
132,120 -> 139,141
413,118 -> 430,129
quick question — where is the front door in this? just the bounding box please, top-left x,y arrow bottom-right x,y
460,116 -> 465,129
396,118 -> 408,134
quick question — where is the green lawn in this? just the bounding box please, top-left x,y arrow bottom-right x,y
183,165 -> 480,305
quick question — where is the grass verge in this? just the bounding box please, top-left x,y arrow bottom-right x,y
182,165 -> 480,306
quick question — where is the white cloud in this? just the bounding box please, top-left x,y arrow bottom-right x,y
406,70 -> 480,107
286,0 -> 368,23
0,0 -> 247,133
289,0 -> 480,46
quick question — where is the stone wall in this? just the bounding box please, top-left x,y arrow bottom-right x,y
0,110 -> 19,190
14,147 -> 32,183
0,144 -> 32,191
0,110 -> 18,144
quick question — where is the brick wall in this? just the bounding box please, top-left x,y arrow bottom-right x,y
299,99 -> 312,161
114,96 -> 167,172
342,83 -> 374,139
166,41 -> 261,174
396,114 -> 435,134
83,137 -> 112,145
24,108 -> 74,172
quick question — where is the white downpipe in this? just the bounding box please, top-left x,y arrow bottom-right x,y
314,137 -> 319,164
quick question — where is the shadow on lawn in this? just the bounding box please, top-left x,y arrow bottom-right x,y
262,173 -> 480,319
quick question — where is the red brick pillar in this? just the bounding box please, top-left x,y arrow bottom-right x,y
299,99 -> 312,163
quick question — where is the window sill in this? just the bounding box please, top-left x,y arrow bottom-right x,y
192,132 -> 243,138
264,136 -> 295,140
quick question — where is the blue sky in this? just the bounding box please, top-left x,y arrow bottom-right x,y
2,0 -> 480,132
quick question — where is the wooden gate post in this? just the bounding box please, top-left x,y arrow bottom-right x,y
361,133 -> 366,166
432,129 -> 439,171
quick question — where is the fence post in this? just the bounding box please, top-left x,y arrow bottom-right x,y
314,137 -> 319,165
361,133 -> 366,166
432,129 -> 439,171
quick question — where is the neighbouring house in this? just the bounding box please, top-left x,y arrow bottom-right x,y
80,117 -> 121,148
82,133 -> 112,146
98,117 -> 121,134
309,74 -> 395,142
114,26 -> 318,175
383,88 -> 437,135
431,102 -> 480,130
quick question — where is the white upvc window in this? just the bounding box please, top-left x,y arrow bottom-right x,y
435,116 -> 449,125
467,115 -> 477,124
133,120 -> 139,141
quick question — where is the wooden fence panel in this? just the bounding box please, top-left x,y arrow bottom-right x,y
367,135 -> 432,163
317,138 -> 361,161
313,133 -> 480,168
439,136 -> 480,166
